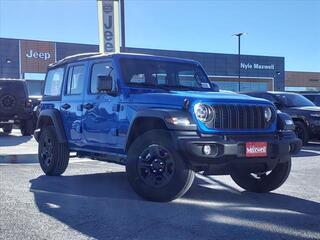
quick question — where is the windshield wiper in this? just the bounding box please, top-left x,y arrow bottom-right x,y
127,83 -> 170,91
158,85 -> 197,91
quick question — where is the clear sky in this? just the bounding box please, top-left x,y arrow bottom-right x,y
0,0 -> 319,72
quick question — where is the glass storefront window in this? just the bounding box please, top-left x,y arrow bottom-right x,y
24,73 -> 46,81
27,80 -> 44,96
215,81 -> 269,92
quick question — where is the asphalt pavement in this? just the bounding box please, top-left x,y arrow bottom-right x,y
0,130 -> 320,240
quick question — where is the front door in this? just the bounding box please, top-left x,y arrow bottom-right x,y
60,63 -> 87,148
82,60 -> 121,153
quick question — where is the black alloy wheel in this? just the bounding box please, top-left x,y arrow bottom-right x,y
231,158 -> 292,193
137,144 -> 175,188
38,126 -> 69,176
126,130 -> 194,202
2,125 -> 13,134
40,134 -> 54,168
294,121 -> 309,145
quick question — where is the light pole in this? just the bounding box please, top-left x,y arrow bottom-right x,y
233,32 -> 247,92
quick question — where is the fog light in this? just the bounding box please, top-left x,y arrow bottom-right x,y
203,145 -> 212,155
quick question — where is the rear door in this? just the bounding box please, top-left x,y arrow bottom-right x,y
60,62 -> 87,148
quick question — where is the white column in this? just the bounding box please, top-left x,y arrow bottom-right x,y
97,0 -> 120,53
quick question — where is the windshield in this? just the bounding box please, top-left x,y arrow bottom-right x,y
275,93 -> 315,107
120,58 -> 213,91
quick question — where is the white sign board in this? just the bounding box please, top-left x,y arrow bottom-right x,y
97,0 -> 120,53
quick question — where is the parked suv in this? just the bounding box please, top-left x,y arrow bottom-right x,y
35,53 -> 301,202
0,79 -> 35,135
245,91 -> 320,144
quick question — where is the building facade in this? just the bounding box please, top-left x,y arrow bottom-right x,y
0,37 -> 285,94
285,71 -> 320,91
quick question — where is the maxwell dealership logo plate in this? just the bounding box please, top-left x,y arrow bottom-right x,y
20,40 -> 56,73
246,142 -> 268,157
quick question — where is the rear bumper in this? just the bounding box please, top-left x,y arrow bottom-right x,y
172,131 -> 302,175
0,110 -> 33,122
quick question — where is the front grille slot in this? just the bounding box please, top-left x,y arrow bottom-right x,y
208,104 -> 269,130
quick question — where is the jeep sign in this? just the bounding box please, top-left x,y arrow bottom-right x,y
26,50 -> 51,61
20,40 -> 56,73
97,0 -> 120,53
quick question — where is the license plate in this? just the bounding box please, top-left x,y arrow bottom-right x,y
246,142 -> 267,157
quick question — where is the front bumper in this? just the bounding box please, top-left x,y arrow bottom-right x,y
172,131 -> 302,175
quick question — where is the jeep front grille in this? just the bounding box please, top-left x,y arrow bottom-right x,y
206,104 -> 272,130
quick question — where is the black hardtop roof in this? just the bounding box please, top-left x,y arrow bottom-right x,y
49,52 -> 199,69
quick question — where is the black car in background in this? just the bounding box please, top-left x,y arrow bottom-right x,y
0,79 -> 36,136
245,91 -> 320,144
299,92 -> 320,106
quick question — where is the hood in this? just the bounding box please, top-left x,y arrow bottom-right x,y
289,106 -> 320,112
130,89 -> 272,107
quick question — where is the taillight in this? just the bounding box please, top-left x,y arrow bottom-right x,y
25,99 -> 33,108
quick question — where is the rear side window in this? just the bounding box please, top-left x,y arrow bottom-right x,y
44,67 -> 64,96
90,62 -> 113,94
66,65 -> 85,95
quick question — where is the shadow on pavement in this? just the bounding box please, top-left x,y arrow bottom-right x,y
0,133 -> 32,146
29,172 -> 320,240
294,142 -> 320,158
303,142 -> 320,150
294,150 -> 320,158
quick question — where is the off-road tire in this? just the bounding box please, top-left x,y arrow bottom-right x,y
126,130 -> 194,202
20,119 -> 34,136
2,125 -> 13,134
231,157 -> 291,193
294,121 -> 309,145
38,126 -> 69,176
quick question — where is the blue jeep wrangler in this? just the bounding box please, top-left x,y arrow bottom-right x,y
35,53 -> 301,202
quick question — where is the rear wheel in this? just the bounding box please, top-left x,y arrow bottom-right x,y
231,158 -> 291,193
38,126 -> 69,176
2,125 -> 13,134
126,130 -> 194,202
294,121 -> 309,145
20,119 -> 34,136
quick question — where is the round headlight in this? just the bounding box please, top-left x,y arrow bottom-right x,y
194,103 -> 213,122
264,107 -> 272,122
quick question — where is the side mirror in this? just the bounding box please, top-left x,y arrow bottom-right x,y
97,75 -> 113,93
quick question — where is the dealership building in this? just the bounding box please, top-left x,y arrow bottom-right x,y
0,37 -> 287,94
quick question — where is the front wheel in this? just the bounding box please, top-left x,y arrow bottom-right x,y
126,130 -> 194,202
231,158 -> 291,193
294,121 -> 309,145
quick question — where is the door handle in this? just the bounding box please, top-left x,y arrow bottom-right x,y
61,103 -> 71,110
83,103 -> 94,110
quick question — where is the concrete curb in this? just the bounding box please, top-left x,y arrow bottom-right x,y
0,154 -> 38,164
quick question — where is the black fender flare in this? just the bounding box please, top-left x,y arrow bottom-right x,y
277,112 -> 296,131
36,109 -> 67,143
125,109 -> 197,151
